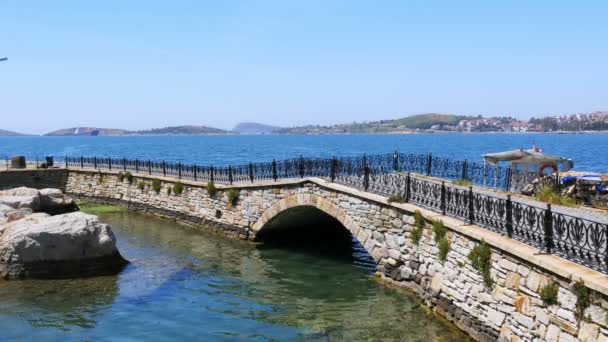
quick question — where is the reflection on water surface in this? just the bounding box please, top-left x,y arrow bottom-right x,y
0,209 -> 469,341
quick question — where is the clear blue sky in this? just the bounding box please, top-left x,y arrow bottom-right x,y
1,1 -> 607,134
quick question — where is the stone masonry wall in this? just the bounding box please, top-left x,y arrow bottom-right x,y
0,169 -> 69,190
58,169 -> 608,341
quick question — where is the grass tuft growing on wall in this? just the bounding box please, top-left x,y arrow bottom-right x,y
432,220 -> 448,243
173,182 -> 184,195
573,279 -> 590,322
453,179 -> 472,187
228,189 -> 240,206
468,240 -> 493,288
152,179 -> 162,194
539,282 -> 560,306
437,237 -> 451,262
387,194 -> 405,203
207,181 -> 217,197
410,210 -> 425,246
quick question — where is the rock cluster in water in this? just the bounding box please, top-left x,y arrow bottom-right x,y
0,187 -> 127,279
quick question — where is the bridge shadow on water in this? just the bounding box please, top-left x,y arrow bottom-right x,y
254,206 -> 377,272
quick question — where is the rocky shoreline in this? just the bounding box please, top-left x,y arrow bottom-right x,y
0,187 -> 127,279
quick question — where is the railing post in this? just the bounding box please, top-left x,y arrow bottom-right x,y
461,159 -> 468,180
148,160 -> 152,175
108,158 -> 112,170
162,161 -> 166,176
178,162 -> 182,179
393,150 -> 399,172
426,153 -> 432,176
299,155 -> 304,178
122,158 -> 126,171
80,156 -> 84,168
228,165 -> 233,185
272,160 -> 277,181
65,156 -> 68,168
210,166 -> 215,183
441,181 -> 446,215
93,157 -> 97,169
405,172 -> 411,202
506,195 -> 513,238
330,156 -> 337,182
544,204 -> 553,254
135,159 -> 139,173
505,168 -> 512,191
363,154 -> 369,191
249,162 -> 254,183
468,186 -> 475,225
194,165 -> 198,181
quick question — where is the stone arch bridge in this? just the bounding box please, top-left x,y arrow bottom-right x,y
3,167 -> 608,342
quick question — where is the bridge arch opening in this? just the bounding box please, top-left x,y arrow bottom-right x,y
254,203 -> 376,270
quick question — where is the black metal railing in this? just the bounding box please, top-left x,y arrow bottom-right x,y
63,152 -> 607,273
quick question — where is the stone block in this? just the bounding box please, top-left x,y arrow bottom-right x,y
545,324 -> 560,342
486,307 -> 506,327
430,274 -> 443,296
578,322 -> 600,342
504,272 -> 521,290
557,288 -> 576,311
525,271 -> 549,292
514,295 -> 531,315
498,258 -> 518,272
388,249 -> 401,260
549,314 -> 578,335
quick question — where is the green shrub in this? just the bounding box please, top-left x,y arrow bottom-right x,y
125,172 -> 134,184
411,226 -> 423,246
539,282 -> 560,306
453,179 -> 472,187
207,181 -> 217,197
166,187 -> 172,196
573,279 -> 590,322
137,181 -> 145,191
468,240 -> 493,288
536,186 -> 578,207
387,194 -> 405,203
413,210 -> 425,228
173,182 -> 184,195
228,189 -> 240,206
410,210 -> 425,246
117,171 -> 134,184
152,179 -> 162,194
437,237 -> 451,262
432,220 -> 448,243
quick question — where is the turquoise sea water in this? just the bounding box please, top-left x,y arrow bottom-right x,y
0,133 -> 606,171
0,210 -> 470,341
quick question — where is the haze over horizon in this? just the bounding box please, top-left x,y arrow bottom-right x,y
1,1 -> 607,135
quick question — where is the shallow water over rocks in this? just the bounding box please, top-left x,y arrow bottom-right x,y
0,209 -> 470,341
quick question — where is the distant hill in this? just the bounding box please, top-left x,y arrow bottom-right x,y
44,127 -> 129,136
233,122 -> 282,134
133,125 -> 229,135
0,129 -> 27,136
274,113 -> 478,134
44,125 -> 230,136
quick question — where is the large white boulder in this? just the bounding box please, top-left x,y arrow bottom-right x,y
0,212 -> 127,279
